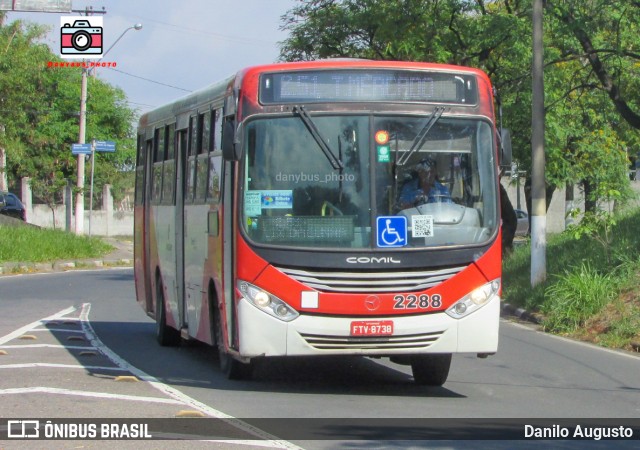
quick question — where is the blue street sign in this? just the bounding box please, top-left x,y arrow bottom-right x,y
94,140 -> 116,152
376,216 -> 407,247
71,143 -> 92,154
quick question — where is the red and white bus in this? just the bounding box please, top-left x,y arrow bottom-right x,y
134,60 -> 510,386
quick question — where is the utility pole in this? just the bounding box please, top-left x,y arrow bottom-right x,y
75,67 -> 88,234
531,0 -> 546,286
73,6 -> 107,235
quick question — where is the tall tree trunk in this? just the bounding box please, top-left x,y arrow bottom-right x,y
583,179 -> 597,214
524,176 -> 555,231
500,183 -> 517,253
565,182 -> 576,227
0,146 -> 6,192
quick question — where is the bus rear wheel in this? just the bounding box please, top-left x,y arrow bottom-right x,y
410,354 -> 452,386
155,275 -> 180,346
213,304 -> 253,380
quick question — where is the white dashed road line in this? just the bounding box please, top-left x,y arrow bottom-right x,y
0,386 -> 185,404
0,362 -> 128,371
0,304 -> 302,449
0,306 -> 76,345
79,303 -> 302,449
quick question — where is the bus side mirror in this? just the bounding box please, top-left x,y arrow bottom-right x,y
499,128 -> 512,168
222,118 -> 240,161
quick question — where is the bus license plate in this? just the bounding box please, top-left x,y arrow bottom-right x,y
350,320 -> 394,336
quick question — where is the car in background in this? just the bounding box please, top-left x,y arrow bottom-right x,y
0,192 -> 26,221
515,209 -> 528,237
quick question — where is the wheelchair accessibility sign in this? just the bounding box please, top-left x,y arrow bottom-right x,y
376,216 -> 407,247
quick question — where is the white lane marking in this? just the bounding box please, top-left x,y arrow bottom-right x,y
43,318 -> 81,322
165,438 -> 296,448
29,328 -> 85,333
0,386 -> 184,405
207,441 -> 293,448
80,303 -> 302,450
0,363 -> 127,371
0,344 -> 96,350
0,306 -> 77,345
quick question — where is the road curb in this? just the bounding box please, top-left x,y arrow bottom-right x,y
501,302 -> 544,325
0,259 -> 133,276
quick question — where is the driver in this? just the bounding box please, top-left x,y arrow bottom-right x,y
398,157 -> 451,208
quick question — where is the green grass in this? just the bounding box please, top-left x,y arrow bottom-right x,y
543,262 -> 616,332
503,209 -> 640,351
0,225 -> 113,263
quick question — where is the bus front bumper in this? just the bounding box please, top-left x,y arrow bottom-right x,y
237,295 -> 500,358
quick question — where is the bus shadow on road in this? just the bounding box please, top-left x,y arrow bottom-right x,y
162,341 -> 466,398
83,319 -> 465,398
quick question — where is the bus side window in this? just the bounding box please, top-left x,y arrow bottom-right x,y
152,129 -> 164,204
162,124 -> 176,205
201,111 -> 211,154
213,109 -> 223,151
135,135 -> 145,205
187,116 -> 197,202
194,111 -> 212,203
207,153 -> 222,203
207,109 -> 223,204
195,153 -> 209,202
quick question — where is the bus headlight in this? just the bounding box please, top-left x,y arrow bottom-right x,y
445,279 -> 500,319
238,281 -> 299,322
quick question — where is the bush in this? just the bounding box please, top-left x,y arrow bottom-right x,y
543,262 -> 616,333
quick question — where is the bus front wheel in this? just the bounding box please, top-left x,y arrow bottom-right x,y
410,354 -> 452,386
213,305 -> 253,380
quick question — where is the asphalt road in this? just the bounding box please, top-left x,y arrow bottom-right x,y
1,269 -> 639,449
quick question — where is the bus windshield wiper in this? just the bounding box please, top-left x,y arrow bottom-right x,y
397,106 -> 445,166
293,105 -> 344,170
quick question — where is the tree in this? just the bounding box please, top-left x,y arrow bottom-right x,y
543,2 -> 639,214
279,0 -> 639,220
279,0 -> 532,220
0,14 -> 136,212
547,1 -> 640,130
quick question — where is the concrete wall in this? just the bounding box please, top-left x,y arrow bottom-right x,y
502,176 -> 640,234
502,177 -> 581,234
22,180 -> 133,237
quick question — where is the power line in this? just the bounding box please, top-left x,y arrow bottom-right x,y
107,67 -> 192,93
130,14 -> 275,47
126,100 -> 156,109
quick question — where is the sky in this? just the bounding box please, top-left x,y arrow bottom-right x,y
7,0 -> 298,117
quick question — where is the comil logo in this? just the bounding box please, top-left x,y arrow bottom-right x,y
60,16 -> 103,58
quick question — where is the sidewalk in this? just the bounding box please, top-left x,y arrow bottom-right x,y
0,237 -> 133,276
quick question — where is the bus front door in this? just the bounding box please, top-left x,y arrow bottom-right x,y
175,129 -> 188,332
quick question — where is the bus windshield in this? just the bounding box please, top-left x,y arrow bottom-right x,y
242,114 -> 497,249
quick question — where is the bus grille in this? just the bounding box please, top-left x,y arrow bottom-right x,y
299,331 -> 444,350
275,265 -> 466,293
